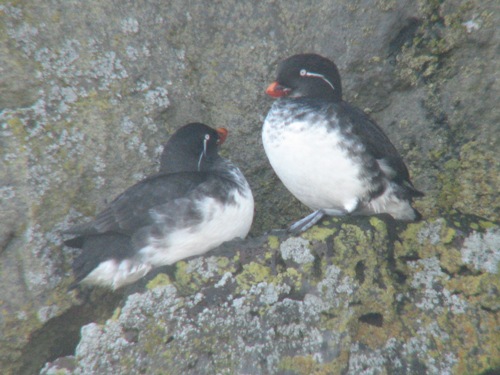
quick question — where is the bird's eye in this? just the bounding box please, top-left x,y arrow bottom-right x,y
300,69 -> 307,76
204,134 -> 210,141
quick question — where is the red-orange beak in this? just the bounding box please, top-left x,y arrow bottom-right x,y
265,81 -> 291,98
216,128 -> 228,145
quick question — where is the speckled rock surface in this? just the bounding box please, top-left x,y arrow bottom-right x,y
40,216 -> 500,375
1,0 -> 499,374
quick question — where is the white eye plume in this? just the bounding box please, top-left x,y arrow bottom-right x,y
198,134 -> 211,171
299,68 -> 335,91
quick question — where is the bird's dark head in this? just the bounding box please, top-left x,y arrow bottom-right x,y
266,53 -> 342,102
160,122 -> 227,173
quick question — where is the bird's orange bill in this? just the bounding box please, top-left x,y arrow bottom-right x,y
216,128 -> 228,145
265,81 -> 291,98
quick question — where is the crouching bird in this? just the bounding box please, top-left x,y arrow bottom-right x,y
65,123 -> 254,290
262,53 -> 423,233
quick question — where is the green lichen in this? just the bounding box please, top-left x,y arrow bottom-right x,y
332,222 -> 385,264
142,323 -> 168,358
274,267 -> 303,291
174,261 -> 201,294
279,355 -> 339,375
46,215 -> 500,374
110,307 -> 121,321
405,1 -> 500,221
451,142 -> 500,219
215,256 -> 238,275
369,216 -> 387,233
6,117 -> 28,142
267,235 -> 280,250
146,273 -> 172,290
439,247 -> 463,274
395,221 -> 429,255
479,220 -> 496,230
375,0 -> 397,12
441,226 -> 456,244
332,224 -> 365,257
395,0 -> 475,86
302,226 -> 336,242
396,219 -> 460,265
235,262 -> 272,292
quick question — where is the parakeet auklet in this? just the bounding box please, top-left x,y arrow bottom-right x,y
262,53 -> 423,233
65,123 -> 254,290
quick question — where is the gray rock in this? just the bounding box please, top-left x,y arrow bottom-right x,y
40,216 -> 500,375
0,0 -> 498,374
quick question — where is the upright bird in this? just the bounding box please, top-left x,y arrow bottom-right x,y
65,123 -> 254,290
262,53 -> 423,233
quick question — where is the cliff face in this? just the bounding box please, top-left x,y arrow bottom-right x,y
0,1 -> 498,374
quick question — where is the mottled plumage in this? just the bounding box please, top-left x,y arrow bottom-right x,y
263,54 -> 423,233
65,123 -> 254,289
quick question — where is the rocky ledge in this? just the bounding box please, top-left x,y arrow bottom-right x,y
41,214 -> 499,375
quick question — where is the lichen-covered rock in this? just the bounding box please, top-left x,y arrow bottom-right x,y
40,216 -> 500,374
1,0 -> 498,373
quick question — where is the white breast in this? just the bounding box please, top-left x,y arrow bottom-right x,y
263,108 -> 368,212
140,185 -> 254,267
80,190 -> 254,290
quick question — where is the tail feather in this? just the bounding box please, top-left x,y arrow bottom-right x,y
65,233 -> 136,289
64,236 -> 86,249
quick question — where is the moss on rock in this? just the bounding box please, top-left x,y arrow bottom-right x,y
39,214 -> 500,375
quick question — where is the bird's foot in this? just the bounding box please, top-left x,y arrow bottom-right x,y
288,210 -> 325,234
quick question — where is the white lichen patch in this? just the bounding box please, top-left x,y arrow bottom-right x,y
3,4 -> 39,56
125,45 -> 139,61
348,342 -> 387,375
408,257 -> 468,313
118,285 -> 179,331
143,116 -> 159,133
23,223 -> 66,291
347,320 -> 458,375
76,321 -> 134,370
461,228 -> 500,274
215,272 -> 234,288
462,19 -> 481,33
15,310 -> 28,321
90,51 -> 129,90
186,256 -> 220,279
402,322 -> 458,375
120,116 -> 135,135
317,264 -> 356,309
144,87 -> 170,112
248,281 -> 291,305
417,219 -> 445,245
231,296 -> 246,310
37,305 -> 59,323
0,185 -> 16,200
134,79 -> 152,92
121,17 -> 140,34
279,237 -> 314,264
0,6 -> 187,330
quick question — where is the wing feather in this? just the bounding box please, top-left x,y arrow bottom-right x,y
337,101 -> 423,198
65,172 -> 208,237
